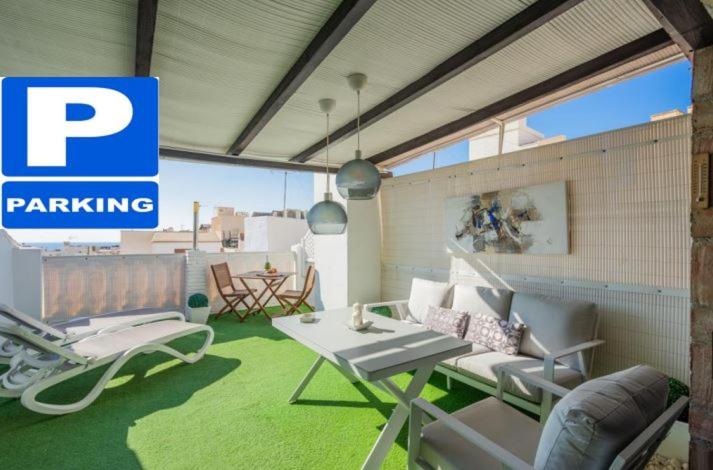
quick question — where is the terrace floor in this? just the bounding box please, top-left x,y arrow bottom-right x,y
0,308 -> 487,469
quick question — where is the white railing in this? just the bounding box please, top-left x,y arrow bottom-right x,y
41,250 -> 299,322
43,254 -> 185,322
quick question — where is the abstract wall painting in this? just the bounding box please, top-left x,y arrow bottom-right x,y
445,181 -> 568,255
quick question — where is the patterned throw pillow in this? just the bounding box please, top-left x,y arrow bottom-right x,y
464,313 -> 524,355
423,306 -> 469,339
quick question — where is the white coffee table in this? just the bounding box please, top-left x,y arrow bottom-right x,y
272,307 -> 471,470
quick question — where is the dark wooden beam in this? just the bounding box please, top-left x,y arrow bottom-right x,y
642,0 -> 713,60
290,0 -> 584,163
160,147 -> 339,174
367,30 -> 674,166
227,0 -> 377,156
135,0 -> 159,76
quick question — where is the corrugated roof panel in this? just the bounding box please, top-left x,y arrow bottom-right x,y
244,0 -> 536,159
0,0 -> 136,76
308,0 -> 667,165
154,0 -> 340,153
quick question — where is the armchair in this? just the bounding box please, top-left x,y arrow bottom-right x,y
409,364 -> 688,470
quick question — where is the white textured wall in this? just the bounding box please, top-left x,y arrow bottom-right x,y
0,230 -> 43,318
311,175 -> 382,310
380,116 -> 691,382
347,198 -> 382,305
243,217 -> 308,252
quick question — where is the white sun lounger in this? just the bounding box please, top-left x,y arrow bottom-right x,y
0,303 -> 185,364
0,319 -> 214,414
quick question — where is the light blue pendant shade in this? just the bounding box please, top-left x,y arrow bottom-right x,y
307,193 -> 347,234
336,151 -> 381,200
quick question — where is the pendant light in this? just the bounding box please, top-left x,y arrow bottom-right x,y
307,98 -> 348,235
336,73 -> 381,200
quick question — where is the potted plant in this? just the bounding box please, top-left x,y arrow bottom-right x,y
187,293 -> 210,324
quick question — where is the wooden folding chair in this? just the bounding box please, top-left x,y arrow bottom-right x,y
210,263 -> 256,321
277,265 -> 316,316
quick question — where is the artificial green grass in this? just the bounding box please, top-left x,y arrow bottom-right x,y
0,308 -> 487,469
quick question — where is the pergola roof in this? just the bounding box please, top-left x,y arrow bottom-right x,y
1,0 -> 710,172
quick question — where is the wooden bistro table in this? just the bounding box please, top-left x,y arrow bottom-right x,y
232,271 -> 294,319
272,308 -> 471,470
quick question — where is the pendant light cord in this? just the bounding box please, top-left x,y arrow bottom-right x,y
356,90 -> 361,152
326,112 -> 330,193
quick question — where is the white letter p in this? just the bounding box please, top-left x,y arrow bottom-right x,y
26,87 -> 133,167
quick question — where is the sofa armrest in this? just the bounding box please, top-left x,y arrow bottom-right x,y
496,364 -> 570,400
409,398 -> 533,470
364,300 -> 409,320
544,339 -> 605,381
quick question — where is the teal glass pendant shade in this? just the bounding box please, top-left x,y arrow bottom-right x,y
336,150 -> 381,200
307,192 -> 347,235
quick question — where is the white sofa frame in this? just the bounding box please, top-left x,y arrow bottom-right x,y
365,298 -> 604,418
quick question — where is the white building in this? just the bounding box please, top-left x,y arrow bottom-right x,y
242,216 -> 308,252
120,231 -> 222,254
211,207 -> 247,247
468,118 -> 565,161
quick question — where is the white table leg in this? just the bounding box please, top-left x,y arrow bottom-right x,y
330,361 -> 360,384
362,364 -> 435,470
288,356 -> 325,403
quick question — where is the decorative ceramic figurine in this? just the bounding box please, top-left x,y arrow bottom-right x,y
352,302 -> 363,327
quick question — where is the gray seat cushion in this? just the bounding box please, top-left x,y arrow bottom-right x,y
440,343 -> 492,370
509,293 -> 596,370
451,285 -> 513,321
454,352 -> 584,403
420,397 -> 542,470
534,365 -> 668,470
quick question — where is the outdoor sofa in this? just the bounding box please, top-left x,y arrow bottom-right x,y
365,278 -> 603,419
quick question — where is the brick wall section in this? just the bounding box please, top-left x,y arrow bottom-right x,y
691,45 -> 713,469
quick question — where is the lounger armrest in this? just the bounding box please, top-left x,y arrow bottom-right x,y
410,398 -> 533,470
95,311 -> 186,335
0,324 -> 87,365
496,364 -> 570,399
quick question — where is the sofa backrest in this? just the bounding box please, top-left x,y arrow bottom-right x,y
508,293 -> 596,370
534,365 -> 668,470
451,284 -> 513,321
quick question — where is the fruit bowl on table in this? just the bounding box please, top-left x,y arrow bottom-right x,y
258,270 -> 280,277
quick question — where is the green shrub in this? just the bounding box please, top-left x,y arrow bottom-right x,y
264,261 -> 272,271
668,377 -> 689,422
188,293 -> 209,309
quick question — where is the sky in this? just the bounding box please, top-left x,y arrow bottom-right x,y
7,60 -> 692,243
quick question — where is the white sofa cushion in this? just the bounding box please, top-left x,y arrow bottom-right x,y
454,352 -> 584,403
407,278 -> 449,324
452,285 -> 512,321
509,293 -> 596,370
534,365 -> 668,469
